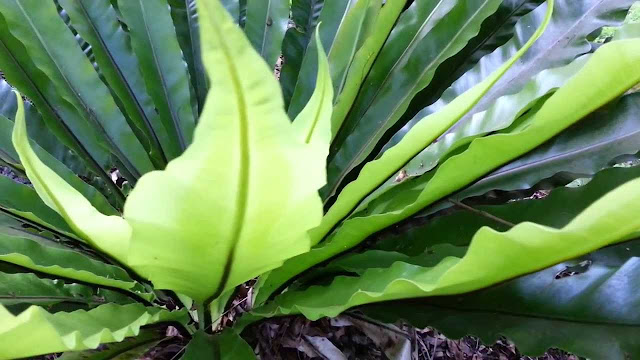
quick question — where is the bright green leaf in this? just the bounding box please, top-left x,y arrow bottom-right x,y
122,0 -> 324,304
0,303 -> 187,360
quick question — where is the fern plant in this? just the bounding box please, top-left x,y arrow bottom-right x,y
0,0 -> 639,358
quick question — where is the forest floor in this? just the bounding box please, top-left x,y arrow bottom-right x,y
242,314 -> 582,360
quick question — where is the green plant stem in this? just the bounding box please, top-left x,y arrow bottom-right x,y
195,302 -> 211,331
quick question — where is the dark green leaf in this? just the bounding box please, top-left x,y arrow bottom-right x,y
455,92 -> 640,201
390,0 -> 636,148
0,271 -> 133,307
0,80 -> 83,175
363,253 -> 640,360
0,16 -> 124,203
58,0 -> 168,169
182,330 -> 255,360
244,0 -> 290,69
287,0 -> 358,118
0,175 -> 74,234
58,329 -> 165,360
280,0 -> 324,108
170,0 -> 209,115
375,164 -> 640,255
401,0 -> 545,121
0,115 -> 118,217
0,0 -> 154,180
325,0 -> 506,200
0,232 -> 136,291
117,0 -> 197,158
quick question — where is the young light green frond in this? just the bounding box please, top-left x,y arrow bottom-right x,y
292,28 -> 334,190
0,303 -> 187,360
122,0 -> 324,304
11,92 -> 131,264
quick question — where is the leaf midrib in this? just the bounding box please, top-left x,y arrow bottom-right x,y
259,0 -> 273,57
353,0 -> 448,118
329,0 -> 371,95
477,125 -> 640,185
411,302 -> 640,327
204,9 -> 251,303
138,0 -> 187,151
476,0 -> 608,111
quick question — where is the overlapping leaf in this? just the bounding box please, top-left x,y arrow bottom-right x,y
389,0 -> 636,147
12,93 -> 131,264
0,80 -> 89,179
401,0 -> 545,120
117,0 -> 196,158
287,0 -> 359,118
312,0 -> 555,246
360,53 -> 589,210
0,174 -> 74,234
254,36 -> 640,303
325,0 -> 506,200
58,0 -> 168,169
57,329 -> 166,360
330,0 -> 407,137
375,164 -> 640,256
280,0 -> 324,107
244,0 -> 290,70
0,272 -> 133,307
0,14 -> 125,202
252,174 -> 640,322
0,114 -> 117,217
